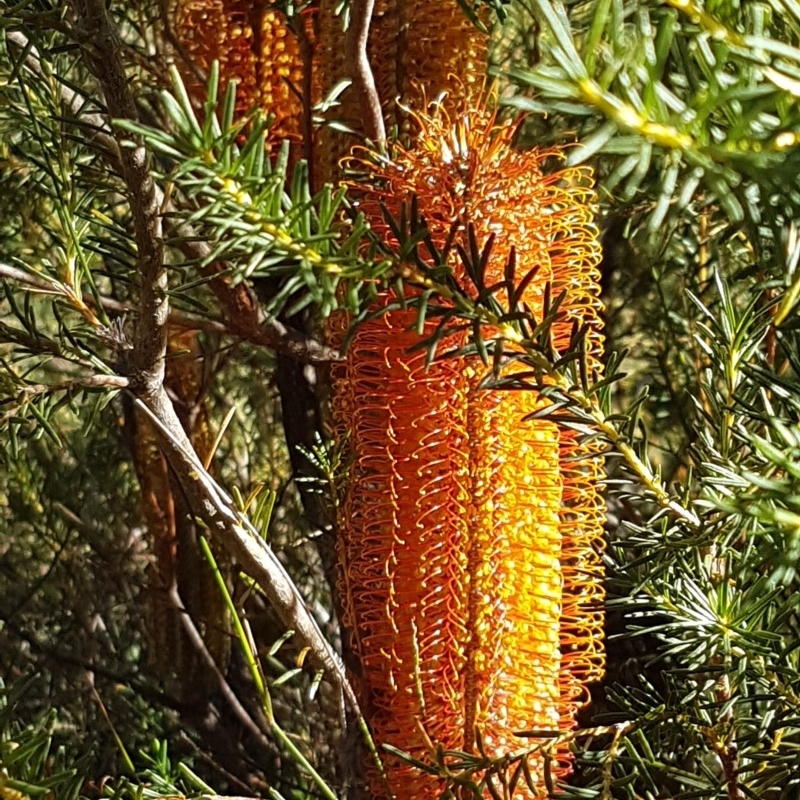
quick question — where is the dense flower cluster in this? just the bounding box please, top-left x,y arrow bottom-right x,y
329,100 -> 605,797
174,0 -> 305,142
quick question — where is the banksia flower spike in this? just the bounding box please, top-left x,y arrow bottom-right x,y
174,0 -> 307,143
329,98 -> 605,797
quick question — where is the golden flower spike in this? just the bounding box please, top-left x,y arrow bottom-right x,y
330,96 -> 606,798
174,0 -> 306,144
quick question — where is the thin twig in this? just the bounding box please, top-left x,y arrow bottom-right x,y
1,618 -> 181,709
0,262 -> 66,293
0,261 -> 332,351
711,670 -> 743,800
13,374 -> 130,397
175,732 -> 257,797
168,582 -> 274,750
133,392 -> 366,726
159,0 -> 207,87
0,373 -> 130,428
297,8 -> 318,190
346,0 -> 386,144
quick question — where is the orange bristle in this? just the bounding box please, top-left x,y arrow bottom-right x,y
330,98 -> 605,797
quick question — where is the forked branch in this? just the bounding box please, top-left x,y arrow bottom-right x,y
34,0 -> 364,728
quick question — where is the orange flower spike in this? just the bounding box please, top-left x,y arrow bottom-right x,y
394,3 -> 488,125
174,0 -> 305,143
329,308 -> 473,799
334,97 -> 605,796
536,170 -> 606,742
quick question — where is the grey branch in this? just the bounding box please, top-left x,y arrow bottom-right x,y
0,263 -> 64,293
346,0 -> 386,144
1,373 -> 130,428
72,0 -> 166,395
17,374 -> 130,396
136,393 -> 364,722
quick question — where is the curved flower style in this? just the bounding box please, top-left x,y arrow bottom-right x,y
330,99 -> 605,797
174,0 -> 305,142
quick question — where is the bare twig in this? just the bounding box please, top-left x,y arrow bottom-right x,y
1,618 -> 181,709
710,671 -> 742,800
158,0 -> 207,87
297,8 -> 318,190
0,262 -> 68,293
346,0 -> 385,144
168,582 -> 274,750
175,732 -> 257,797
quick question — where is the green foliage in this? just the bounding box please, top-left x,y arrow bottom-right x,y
503,0 -> 800,235
101,740 -> 213,800
0,676 -> 87,800
0,680 -> 214,800
1,10 -> 338,795
118,64 -> 389,320
486,1 -> 800,798
5,0 -> 800,798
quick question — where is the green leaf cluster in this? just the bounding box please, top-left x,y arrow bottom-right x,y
118,64 -> 390,320
486,2 -> 800,797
